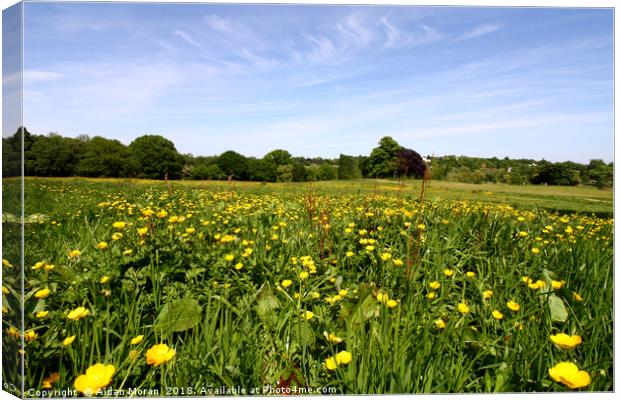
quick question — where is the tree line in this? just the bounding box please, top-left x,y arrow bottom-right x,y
2,128 -> 613,188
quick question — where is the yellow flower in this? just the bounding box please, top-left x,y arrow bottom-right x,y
376,293 -> 389,303
338,289 -> 348,297
157,210 -> 168,218
345,251 -> 354,257
32,261 -> 45,270
324,332 -> 343,343
67,306 -> 90,320
35,288 -> 50,299
146,343 -> 176,367
112,221 -> 126,229
427,291 -> 436,300
137,227 -> 148,236
507,301 -> 520,312
299,271 -> 309,280
531,247 -> 540,254
302,311 -> 314,320
281,279 -> 292,288
2,286 -> 9,295
483,290 -> 493,300
122,249 -> 133,256
74,364 -> 116,395
99,276 -> 110,284
142,209 -> 154,217
335,350 -> 352,365
68,249 -> 81,258
550,333 -> 582,349
572,292 -> 584,302
386,299 -> 398,308
111,232 -> 123,241
35,311 -> 49,319
466,271 -> 476,278
429,281 -> 441,290
434,318 -> 446,329
380,252 -> 392,261
417,223 -> 426,231
457,302 -> 470,314
130,335 -> 144,345
24,330 -> 37,341
443,269 -> 454,277
41,372 -> 60,389
551,280 -> 565,289
44,264 -> 55,271
528,280 -> 546,290
224,254 -> 234,262
492,310 -> 504,320
234,262 -> 243,270
365,245 -> 375,252
392,259 -> 404,267
311,291 -> 321,299
548,362 -> 591,389
325,357 -> 337,371
96,242 -> 108,250
63,335 -> 76,346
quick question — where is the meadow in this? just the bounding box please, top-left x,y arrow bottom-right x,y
2,177 -> 614,395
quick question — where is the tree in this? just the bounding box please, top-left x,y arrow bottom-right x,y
531,164 -> 579,186
129,135 -> 183,179
395,148 -> 427,179
263,149 -> 292,166
76,136 -> 137,177
367,136 -> 403,178
216,150 -> 249,180
247,158 -> 278,182
29,134 -> 86,177
318,163 -> 338,180
291,162 -> 308,182
338,154 -> 362,180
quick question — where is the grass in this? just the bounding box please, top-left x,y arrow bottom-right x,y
1,177 -> 613,395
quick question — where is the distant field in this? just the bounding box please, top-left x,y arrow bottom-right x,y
16,177 -> 612,216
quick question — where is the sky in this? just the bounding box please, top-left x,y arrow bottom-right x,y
6,2 -> 615,162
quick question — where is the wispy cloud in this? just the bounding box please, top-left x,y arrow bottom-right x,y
24,70 -> 64,83
173,30 -> 202,48
455,23 -> 502,41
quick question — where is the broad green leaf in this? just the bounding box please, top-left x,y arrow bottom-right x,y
155,298 -> 202,335
548,294 -> 568,322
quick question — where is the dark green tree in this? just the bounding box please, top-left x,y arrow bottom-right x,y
338,154 -> 362,180
217,150 -> 249,180
76,136 -> 137,177
291,162 -> 308,182
129,135 -> 183,179
263,149 -> 292,166
248,158 -> 278,182
367,136 -> 403,178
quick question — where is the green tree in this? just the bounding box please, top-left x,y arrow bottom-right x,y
216,150 -> 249,180
291,162 -> 308,182
129,135 -> 183,179
248,158 -> 278,182
367,136 -> 402,178
76,136 -> 137,177
338,154 -> 362,180
263,149 -> 292,166
29,134 -> 86,177
318,163 -> 338,180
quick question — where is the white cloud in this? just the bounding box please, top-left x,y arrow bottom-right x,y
173,30 -> 202,48
24,70 -> 64,83
455,23 -> 502,41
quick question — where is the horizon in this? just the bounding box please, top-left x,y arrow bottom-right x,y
3,3 -> 614,163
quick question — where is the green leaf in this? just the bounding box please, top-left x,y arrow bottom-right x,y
155,298 -> 202,335
256,284 -> 280,323
548,294 -> 568,322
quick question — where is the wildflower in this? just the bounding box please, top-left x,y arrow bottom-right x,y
41,372 -> 60,389
68,250 -> 81,258
157,210 -> 168,218
234,263 -> 243,270
63,335 -> 76,346
224,254 -> 234,262
99,276 -> 110,284
376,293 -> 389,303
531,247 -> 540,254
365,245 -> 375,252
130,335 -> 144,345
2,286 -> 9,295
392,259 -> 404,266
507,301 -> 520,312
324,332 -> 343,343
429,281 -> 441,290
44,264 -> 55,271
112,222 -> 126,230
386,299 -> 398,308
302,311 -> 314,320
137,227 -> 148,236
572,292 -> 584,302
521,276 -> 532,284
336,351 -> 352,365
528,280 -> 546,290
35,311 -> 49,319
548,362 -> 591,389
380,252 -> 392,261
466,271 -> 476,278
492,310 -> 504,320
518,231 -> 529,237
2,259 -> 13,268
111,232 -> 123,241
434,318 -> 446,329
32,261 -> 45,270
74,364 -> 116,395
186,227 -> 196,234
457,302 -> 470,314
325,357 -> 338,371
311,291 -> 321,299
67,306 -> 89,320
483,290 -> 493,300
122,249 -> 133,256
281,279 -> 292,288
443,269 -> 454,277
417,223 -> 426,230
24,330 -> 37,341
299,271 -> 309,280
338,289 -> 348,297
552,280 -> 565,290
550,333 -> 582,349
142,209 -> 154,217
35,288 -> 50,299
427,292 -> 436,300
128,350 -> 140,360
146,344 -> 176,367
8,326 -> 20,339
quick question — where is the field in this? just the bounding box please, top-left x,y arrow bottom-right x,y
2,177 -> 614,395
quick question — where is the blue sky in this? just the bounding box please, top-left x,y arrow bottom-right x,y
13,3 -> 614,162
